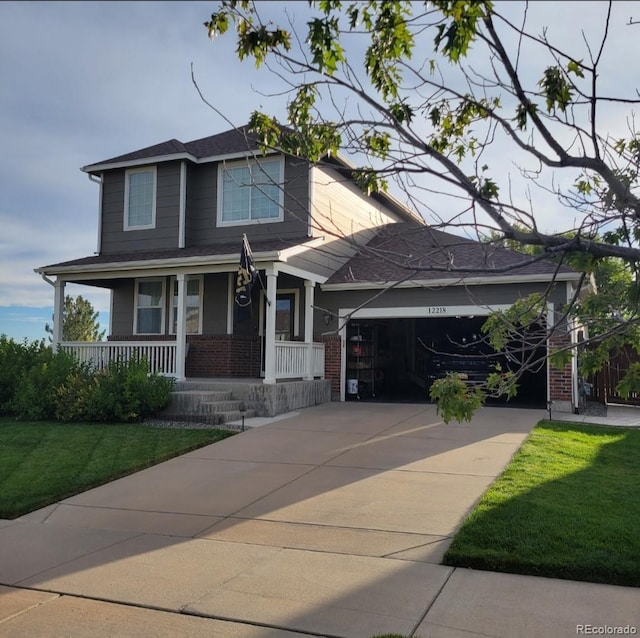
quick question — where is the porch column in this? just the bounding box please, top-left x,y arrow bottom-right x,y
52,279 -> 65,353
175,273 -> 187,381
263,266 -> 278,384
304,280 -> 314,380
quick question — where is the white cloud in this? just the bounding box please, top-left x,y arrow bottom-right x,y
1,0 -> 639,340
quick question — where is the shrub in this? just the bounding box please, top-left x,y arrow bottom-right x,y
54,357 -> 173,423
54,370 -> 98,422
0,335 -> 49,415
11,348 -> 81,420
1,336 -> 173,423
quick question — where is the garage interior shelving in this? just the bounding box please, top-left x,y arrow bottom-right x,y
346,322 -> 376,399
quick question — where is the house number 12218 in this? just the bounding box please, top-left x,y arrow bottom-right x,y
427,306 -> 447,315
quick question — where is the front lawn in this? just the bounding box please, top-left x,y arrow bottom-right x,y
0,418 -> 235,519
443,421 -> 640,587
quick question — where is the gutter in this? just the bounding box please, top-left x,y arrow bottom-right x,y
35,250 -> 285,277
88,173 -> 103,253
39,273 -> 56,287
321,271 -> 583,291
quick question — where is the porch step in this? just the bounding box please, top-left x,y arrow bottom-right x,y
199,400 -> 249,415
160,387 -> 257,427
167,391 -> 233,413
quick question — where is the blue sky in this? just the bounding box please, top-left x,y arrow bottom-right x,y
0,1 -> 292,341
1,1 -> 638,342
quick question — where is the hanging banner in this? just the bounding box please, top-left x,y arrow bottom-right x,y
235,234 -> 257,321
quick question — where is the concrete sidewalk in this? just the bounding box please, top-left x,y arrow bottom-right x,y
0,403 -> 638,637
551,403 -> 640,428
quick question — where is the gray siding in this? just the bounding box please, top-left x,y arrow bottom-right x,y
100,162 -> 181,255
186,156 -> 309,246
109,274 -> 231,338
201,273 -> 230,334
315,281 -> 567,334
186,163 -> 216,244
110,280 -> 135,336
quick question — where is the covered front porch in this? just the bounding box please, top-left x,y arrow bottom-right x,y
40,249 -> 330,392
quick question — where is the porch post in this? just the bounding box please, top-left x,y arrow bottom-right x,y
52,279 -> 65,353
264,266 -> 277,384
175,273 -> 187,381
304,280 -> 314,380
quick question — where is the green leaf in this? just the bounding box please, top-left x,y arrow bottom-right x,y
352,169 -> 388,194
429,374 -> 485,424
431,0 -> 492,63
307,16 -> 345,75
388,101 -> 414,124
538,66 -> 573,113
204,11 -> 230,39
567,59 -> 584,78
364,131 -> 391,159
514,102 -> 538,130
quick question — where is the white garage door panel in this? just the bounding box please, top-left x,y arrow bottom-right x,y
342,304 -> 511,320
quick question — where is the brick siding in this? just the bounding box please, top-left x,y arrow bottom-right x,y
319,334 -> 341,400
549,334 -> 573,402
186,335 -> 261,378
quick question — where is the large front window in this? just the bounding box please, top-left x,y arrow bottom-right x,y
135,279 -> 164,334
171,276 -> 202,334
218,158 -> 283,225
125,167 -> 156,230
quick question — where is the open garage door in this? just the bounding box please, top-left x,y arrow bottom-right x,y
345,316 -> 546,406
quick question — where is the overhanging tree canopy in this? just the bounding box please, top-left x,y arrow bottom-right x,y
203,0 -> 640,418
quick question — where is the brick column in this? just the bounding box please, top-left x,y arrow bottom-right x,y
549,333 -> 573,411
320,334 -> 341,401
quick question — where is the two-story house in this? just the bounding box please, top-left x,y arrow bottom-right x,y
36,125 -> 584,418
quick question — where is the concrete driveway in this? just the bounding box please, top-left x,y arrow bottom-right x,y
0,403 -> 638,637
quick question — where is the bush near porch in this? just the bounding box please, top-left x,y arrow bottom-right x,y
0,335 -> 173,422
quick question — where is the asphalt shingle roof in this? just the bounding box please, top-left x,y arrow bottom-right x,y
326,223 -> 577,284
86,126 -> 270,168
39,237 -> 300,271
42,223 -> 578,283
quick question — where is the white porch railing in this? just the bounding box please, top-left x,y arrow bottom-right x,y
275,341 -> 325,380
60,341 -> 177,376
61,340 -> 324,381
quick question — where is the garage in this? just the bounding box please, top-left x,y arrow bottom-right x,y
317,222 -> 582,412
343,315 -> 547,407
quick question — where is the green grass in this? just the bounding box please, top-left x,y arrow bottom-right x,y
443,421 -> 640,587
0,418 -> 235,519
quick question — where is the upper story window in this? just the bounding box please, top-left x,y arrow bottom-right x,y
124,167 -> 156,230
218,157 -> 284,226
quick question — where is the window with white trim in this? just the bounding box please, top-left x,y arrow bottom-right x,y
135,279 -> 164,334
218,157 -> 283,225
125,167 -> 156,230
171,276 -> 202,334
